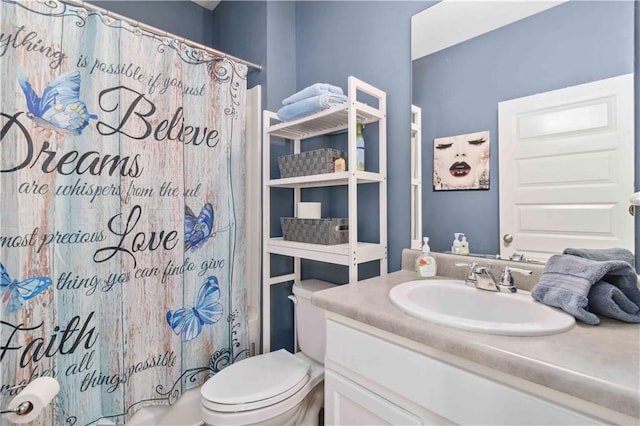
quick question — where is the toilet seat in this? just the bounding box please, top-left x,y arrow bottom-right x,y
201,349 -> 310,412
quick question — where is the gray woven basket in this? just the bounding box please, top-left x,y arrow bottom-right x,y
280,217 -> 349,245
278,148 -> 344,178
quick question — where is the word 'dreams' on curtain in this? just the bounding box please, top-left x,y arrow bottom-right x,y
0,1 -> 249,424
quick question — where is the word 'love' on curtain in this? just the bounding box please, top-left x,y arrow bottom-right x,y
0,1 -> 249,424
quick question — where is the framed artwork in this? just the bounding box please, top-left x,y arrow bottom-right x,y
433,130 -> 490,191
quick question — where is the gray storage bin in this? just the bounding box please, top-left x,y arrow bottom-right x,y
278,148 -> 344,178
280,217 -> 349,245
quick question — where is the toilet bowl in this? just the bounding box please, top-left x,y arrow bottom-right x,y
201,280 -> 334,426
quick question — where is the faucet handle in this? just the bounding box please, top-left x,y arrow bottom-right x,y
455,261 -> 477,272
498,266 -> 533,292
506,266 -> 533,276
455,262 -> 478,285
454,261 -> 475,268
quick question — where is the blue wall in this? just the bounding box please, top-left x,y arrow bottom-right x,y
210,1 -> 298,111
210,1 -> 268,101
412,0 -> 635,255
92,1 -> 213,44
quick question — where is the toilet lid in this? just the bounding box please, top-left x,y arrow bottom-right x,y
201,349 -> 310,409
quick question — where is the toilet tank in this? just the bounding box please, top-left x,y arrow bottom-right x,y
292,280 -> 336,364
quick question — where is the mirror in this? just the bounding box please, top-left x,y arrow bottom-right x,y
412,0 -> 637,261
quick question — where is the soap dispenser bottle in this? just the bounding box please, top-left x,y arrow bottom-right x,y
460,234 -> 469,255
416,237 -> 437,279
451,233 -> 462,254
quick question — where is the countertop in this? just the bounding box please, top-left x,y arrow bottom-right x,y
312,257 -> 640,421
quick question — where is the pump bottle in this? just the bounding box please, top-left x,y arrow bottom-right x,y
416,237 -> 437,279
451,233 -> 462,254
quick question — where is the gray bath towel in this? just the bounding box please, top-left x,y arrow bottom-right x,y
588,281 -> 640,323
531,255 -> 638,325
562,247 -> 640,307
563,247 -> 636,270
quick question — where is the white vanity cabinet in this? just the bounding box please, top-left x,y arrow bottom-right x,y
324,314 -> 607,425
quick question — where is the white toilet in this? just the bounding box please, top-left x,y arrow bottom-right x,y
201,280 -> 334,425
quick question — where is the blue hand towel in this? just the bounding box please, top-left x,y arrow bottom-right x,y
531,255 -> 637,325
276,94 -> 348,122
282,83 -> 343,105
563,247 -> 636,270
587,281 -> 640,323
562,247 -> 640,306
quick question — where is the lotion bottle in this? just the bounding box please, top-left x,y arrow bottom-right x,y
460,234 -> 469,255
416,237 -> 437,279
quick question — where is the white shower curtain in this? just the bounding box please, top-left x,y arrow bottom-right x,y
0,1 -> 249,424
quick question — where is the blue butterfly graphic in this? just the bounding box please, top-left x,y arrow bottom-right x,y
17,70 -> 97,135
184,203 -> 214,252
166,276 -> 224,342
1,262 -> 53,314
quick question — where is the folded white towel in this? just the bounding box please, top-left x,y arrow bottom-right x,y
282,83 -> 343,105
277,94 -> 348,122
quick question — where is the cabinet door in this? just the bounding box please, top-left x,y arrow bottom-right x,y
325,370 -> 422,426
327,319 -> 606,425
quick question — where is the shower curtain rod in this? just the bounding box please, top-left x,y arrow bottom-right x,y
61,0 -> 262,71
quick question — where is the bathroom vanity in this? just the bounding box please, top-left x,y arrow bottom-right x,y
312,251 -> 640,425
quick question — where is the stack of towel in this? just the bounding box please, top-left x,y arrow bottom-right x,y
531,248 -> 640,324
277,83 -> 348,121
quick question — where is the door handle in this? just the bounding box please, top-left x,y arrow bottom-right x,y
503,234 -> 513,244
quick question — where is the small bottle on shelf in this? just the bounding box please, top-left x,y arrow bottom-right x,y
451,233 -> 461,254
459,234 -> 469,255
356,122 -> 365,171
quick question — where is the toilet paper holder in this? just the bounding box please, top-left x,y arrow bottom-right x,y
0,401 -> 34,417
1,377 -> 59,423
0,384 -> 32,418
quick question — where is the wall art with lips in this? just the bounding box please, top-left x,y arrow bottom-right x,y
433,130 -> 490,191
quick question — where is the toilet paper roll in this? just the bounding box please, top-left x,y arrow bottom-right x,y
5,377 -> 60,424
297,202 -> 321,219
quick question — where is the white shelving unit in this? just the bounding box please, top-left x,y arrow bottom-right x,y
262,77 -> 387,353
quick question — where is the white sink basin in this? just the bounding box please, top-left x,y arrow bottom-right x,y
389,280 -> 575,336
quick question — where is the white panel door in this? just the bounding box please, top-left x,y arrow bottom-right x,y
499,74 -> 634,261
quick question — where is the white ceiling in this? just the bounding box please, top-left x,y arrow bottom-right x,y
411,0 -> 568,60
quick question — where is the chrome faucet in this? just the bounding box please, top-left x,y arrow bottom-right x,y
509,252 -> 526,262
455,262 -> 532,293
